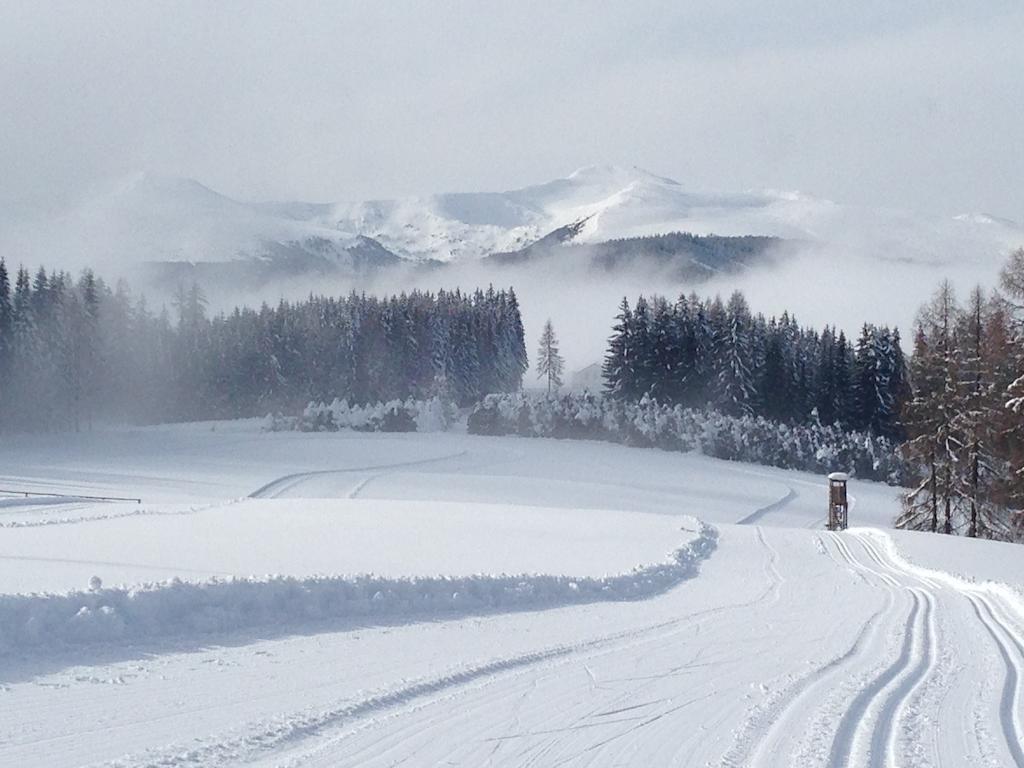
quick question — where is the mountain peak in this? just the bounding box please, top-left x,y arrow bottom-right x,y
953,212 -> 1021,229
565,164 -> 680,187
111,171 -> 230,204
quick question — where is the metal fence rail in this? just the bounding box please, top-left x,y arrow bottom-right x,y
0,488 -> 141,504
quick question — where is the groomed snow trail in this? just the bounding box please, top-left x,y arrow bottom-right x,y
238,528 -> 1024,768
0,427 -> 1020,767
3,526 -> 1022,767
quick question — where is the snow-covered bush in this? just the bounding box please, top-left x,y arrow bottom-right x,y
265,397 -> 457,434
468,392 -> 907,484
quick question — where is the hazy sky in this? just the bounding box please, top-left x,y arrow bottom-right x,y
2,1 -> 1022,217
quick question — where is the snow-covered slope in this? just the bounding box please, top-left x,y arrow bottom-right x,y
4,424 -> 1024,767
5,166 -> 1021,272
13,172 -> 402,272
330,164 -> 1024,264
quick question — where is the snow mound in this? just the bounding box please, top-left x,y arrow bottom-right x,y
0,523 -> 717,656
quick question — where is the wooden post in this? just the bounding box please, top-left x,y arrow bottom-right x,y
827,472 -> 849,531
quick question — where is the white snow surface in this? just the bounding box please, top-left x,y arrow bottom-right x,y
0,499 -> 702,593
2,422 -> 1024,767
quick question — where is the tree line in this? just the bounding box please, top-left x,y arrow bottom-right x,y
899,249 -> 1024,539
0,261 -> 528,431
469,392 -> 904,483
602,291 -> 909,439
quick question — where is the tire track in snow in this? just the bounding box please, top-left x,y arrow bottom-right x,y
735,486 -> 798,526
831,533 -> 899,587
864,588 -> 937,768
860,528 -> 1024,768
133,528 -> 781,768
730,534 -> 904,767
123,605 -> 717,768
248,450 -> 469,499
825,588 -> 924,768
312,527 -> 789,768
755,526 -> 784,606
733,597 -> 889,767
853,533 -> 943,591
852,529 -> 1024,767
966,594 -> 1024,767
816,533 -> 943,768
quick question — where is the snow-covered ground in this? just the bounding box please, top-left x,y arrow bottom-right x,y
0,499 -> 701,593
1,422 -> 1022,767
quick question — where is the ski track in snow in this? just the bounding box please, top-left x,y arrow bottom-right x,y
3,430 -> 1024,767
966,595 -> 1024,767
64,526 -> 1024,768
247,450 -> 471,499
735,486 -> 798,526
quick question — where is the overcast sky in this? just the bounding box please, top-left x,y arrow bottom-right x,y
2,1 -> 1022,217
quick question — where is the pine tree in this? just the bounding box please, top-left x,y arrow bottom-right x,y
0,259 -> 10,348
631,296 -> 654,397
536,319 -> 565,395
671,294 -> 698,404
760,319 -> 788,421
603,298 -> 634,399
648,297 -> 678,402
715,291 -> 757,416
833,330 -> 854,426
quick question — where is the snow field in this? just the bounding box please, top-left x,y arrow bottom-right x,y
0,422 -> 903,526
0,500 -> 715,656
14,522 -> 1021,768
0,500 -> 707,594
16,422 -> 1012,767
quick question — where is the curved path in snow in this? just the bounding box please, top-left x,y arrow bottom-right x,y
0,428 -> 1015,767
248,450 -> 471,499
4,524 -> 1024,768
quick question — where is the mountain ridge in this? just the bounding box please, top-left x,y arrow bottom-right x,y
2,165 -> 1021,276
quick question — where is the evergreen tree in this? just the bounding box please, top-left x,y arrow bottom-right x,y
0,259 -> 10,348
760,319 -> 788,421
648,297 -> 678,401
603,298 -> 635,399
0,270 -> 527,431
716,291 -> 757,416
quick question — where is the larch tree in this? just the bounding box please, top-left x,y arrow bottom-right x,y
899,281 -> 960,534
536,318 -> 565,396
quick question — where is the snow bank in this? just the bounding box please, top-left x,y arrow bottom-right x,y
1,500 -> 700,593
884,528 -> 1024,588
868,528 -> 1024,594
0,523 -> 717,656
863,529 -> 1024,619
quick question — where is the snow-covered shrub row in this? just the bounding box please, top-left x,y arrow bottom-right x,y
0,524 -> 716,656
264,397 -> 457,433
468,392 -> 907,484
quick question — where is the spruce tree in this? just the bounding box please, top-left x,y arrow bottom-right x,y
603,298 -> 634,399
0,259 -> 10,347
716,292 -> 757,416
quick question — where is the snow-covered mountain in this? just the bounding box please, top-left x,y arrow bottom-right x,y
3,165 -> 1021,275
2,172 -> 401,274
329,164 -> 1024,266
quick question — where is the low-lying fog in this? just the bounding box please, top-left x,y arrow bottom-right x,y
107,240 -> 1014,383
